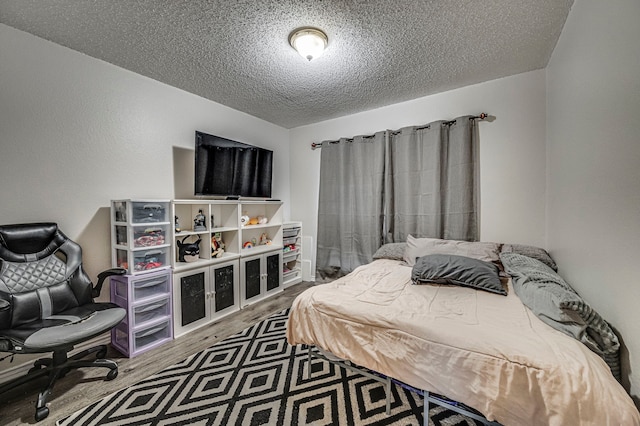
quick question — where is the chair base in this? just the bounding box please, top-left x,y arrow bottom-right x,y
0,344 -> 119,422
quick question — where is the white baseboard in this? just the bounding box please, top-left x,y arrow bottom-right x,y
301,235 -> 314,282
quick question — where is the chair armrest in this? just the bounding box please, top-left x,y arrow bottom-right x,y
92,268 -> 127,298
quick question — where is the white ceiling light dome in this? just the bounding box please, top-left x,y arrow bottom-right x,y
288,27 -> 328,61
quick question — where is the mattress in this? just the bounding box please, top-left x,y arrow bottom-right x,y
286,259 -> 640,425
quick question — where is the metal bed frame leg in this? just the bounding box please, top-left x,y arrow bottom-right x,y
385,376 -> 391,415
424,390 -> 430,426
307,345 -> 312,379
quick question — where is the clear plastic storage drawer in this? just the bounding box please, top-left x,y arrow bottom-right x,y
113,318 -> 172,356
132,297 -> 171,327
133,225 -> 168,248
131,202 -> 169,223
133,319 -> 172,352
133,249 -> 168,273
114,272 -> 170,303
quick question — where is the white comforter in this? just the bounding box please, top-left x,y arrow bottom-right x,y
286,259 -> 640,425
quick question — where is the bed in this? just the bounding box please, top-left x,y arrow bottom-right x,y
286,239 -> 640,426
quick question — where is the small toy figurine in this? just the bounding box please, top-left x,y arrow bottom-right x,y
194,209 -> 206,231
174,215 -> 181,233
211,233 -> 225,258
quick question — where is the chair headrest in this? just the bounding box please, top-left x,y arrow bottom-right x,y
0,223 -> 68,262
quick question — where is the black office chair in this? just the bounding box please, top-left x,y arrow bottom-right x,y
0,223 -> 126,422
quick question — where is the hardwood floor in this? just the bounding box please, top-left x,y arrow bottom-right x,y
0,281 -> 315,426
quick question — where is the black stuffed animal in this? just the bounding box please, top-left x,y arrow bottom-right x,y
177,236 -> 201,262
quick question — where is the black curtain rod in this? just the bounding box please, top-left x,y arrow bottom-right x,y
310,113 -> 490,150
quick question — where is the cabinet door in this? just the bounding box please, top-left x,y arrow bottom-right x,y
243,257 -> 262,301
211,260 -> 238,315
265,251 -> 282,292
240,251 -> 283,306
173,267 -> 210,337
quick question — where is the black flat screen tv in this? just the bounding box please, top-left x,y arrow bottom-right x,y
194,131 -> 273,198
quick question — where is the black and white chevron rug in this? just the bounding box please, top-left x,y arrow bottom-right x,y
58,309 -> 482,425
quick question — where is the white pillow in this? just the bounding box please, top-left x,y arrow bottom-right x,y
403,235 -> 500,266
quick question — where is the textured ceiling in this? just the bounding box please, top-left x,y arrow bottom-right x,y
0,0 -> 573,129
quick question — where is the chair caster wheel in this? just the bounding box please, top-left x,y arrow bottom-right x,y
97,348 -> 107,359
106,369 -> 118,381
35,406 -> 49,422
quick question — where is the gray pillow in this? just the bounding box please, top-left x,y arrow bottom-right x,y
501,243 -> 557,271
404,235 -> 501,267
372,243 -> 407,261
411,254 -> 506,296
500,252 -> 620,380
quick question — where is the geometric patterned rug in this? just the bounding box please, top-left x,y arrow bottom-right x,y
58,309 -> 483,426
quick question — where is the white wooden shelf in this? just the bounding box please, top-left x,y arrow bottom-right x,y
112,199 -> 291,339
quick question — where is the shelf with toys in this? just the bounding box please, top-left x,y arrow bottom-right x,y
282,222 -> 302,287
169,199 -> 283,336
238,201 -> 283,255
171,200 -> 241,273
111,199 -> 287,339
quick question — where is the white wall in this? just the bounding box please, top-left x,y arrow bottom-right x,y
289,70 -> 548,277
0,24 -> 290,287
546,0 -> 640,402
5,2 -> 638,405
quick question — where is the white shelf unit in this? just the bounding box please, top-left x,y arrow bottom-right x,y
168,199 -> 284,336
110,200 -> 172,275
282,222 -> 303,287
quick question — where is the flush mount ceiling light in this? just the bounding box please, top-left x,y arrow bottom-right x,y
288,27 -> 328,61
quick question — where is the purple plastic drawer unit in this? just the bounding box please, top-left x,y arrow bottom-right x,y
110,268 -> 173,358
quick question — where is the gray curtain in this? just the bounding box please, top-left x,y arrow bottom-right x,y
315,132 -> 386,280
386,116 -> 478,242
316,115 -> 479,278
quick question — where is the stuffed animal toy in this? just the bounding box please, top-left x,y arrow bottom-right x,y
259,233 -> 272,245
240,214 -> 250,226
177,236 -> 201,262
211,234 -> 225,258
